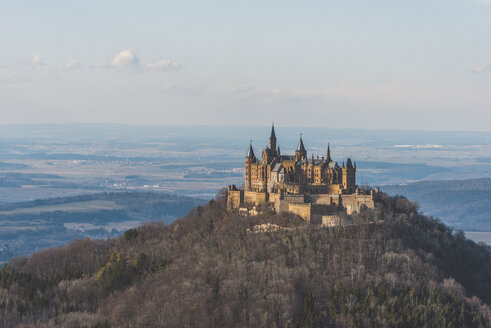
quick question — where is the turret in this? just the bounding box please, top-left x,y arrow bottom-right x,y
245,141 -> 256,191
295,134 -> 307,162
246,141 -> 256,162
342,162 -> 348,190
343,157 -> 356,192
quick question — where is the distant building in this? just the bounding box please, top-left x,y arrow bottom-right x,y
227,125 -> 378,223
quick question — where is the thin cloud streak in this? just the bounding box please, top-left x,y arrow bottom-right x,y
23,54 -> 45,67
64,60 -> 81,70
472,65 -> 490,73
0,74 -> 30,83
145,59 -> 181,72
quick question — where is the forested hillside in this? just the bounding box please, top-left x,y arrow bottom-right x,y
0,192 -> 490,327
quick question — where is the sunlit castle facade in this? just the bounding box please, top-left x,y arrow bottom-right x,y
228,125 -> 378,223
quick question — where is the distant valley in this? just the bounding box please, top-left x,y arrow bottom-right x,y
0,192 -> 204,265
0,124 -> 490,262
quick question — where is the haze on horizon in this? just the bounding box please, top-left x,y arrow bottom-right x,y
1,0 -> 491,131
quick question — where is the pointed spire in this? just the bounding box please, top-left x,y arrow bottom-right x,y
347,158 -> 353,168
296,133 -> 306,152
269,123 -> 277,151
246,140 -> 256,160
327,143 -> 331,161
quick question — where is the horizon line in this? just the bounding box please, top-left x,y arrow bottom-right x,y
0,122 -> 490,134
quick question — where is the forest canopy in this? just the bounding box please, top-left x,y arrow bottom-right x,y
0,192 -> 490,327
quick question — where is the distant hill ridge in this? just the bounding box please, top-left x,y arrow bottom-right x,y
0,191 -> 206,265
383,178 -> 491,231
0,191 -> 490,327
0,191 -> 198,212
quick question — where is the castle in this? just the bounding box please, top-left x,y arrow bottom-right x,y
227,125 -> 378,224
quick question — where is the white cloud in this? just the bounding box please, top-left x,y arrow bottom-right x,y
146,59 -> 181,72
93,51 -> 182,73
64,60 -> 81,70
95,50 -> 140,68
472,65 -> 491,73
109,50 -> 140,67
28,54 -> 45,67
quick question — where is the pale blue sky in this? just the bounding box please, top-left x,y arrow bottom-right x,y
1,0 -> 490,130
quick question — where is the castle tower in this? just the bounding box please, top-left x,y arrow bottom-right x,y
342,164 -> 348,190
245,142 -> 256,191
295,134 -> 307,162
327,143 -> 331,162
269,124 -> 277,151
342,158 -> 356,192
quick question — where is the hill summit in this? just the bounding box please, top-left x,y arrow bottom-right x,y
0,191 -> 490,327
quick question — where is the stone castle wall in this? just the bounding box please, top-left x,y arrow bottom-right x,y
228,188 -> 377,224
227,188 -> 243,209
288,203 -> 312,221
244,190 -> 268,205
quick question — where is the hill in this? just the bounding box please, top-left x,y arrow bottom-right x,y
0,192 -> 490,327
383,178 -> 491,231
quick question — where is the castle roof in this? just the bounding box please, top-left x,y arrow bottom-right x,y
347,158 -> 353,169
246,143 -> 256,160
271,163 -> 282,173
279,155 -> 295,161
296,136 -> 306,153
299,158 -> 326,166
270,124 -> 276,139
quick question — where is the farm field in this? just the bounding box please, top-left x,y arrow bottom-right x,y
0,200 -> 121,215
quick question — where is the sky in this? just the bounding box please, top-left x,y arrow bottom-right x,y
0,0 -> 490,131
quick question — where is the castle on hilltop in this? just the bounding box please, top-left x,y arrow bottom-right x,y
227,125 -> 378,224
